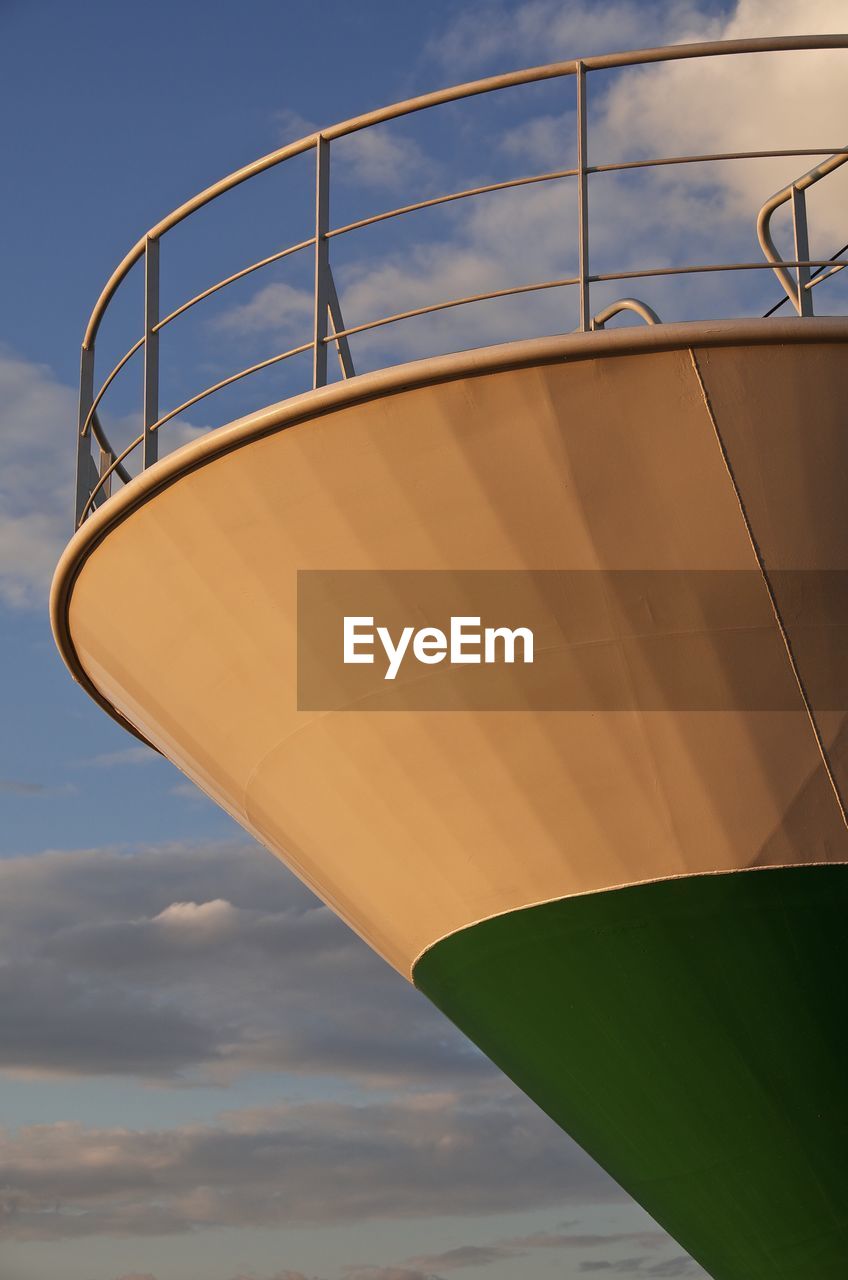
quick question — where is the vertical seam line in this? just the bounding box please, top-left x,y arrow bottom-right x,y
688,346 -> 847,828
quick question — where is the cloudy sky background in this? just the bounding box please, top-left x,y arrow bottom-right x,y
2,1 -> 847,1277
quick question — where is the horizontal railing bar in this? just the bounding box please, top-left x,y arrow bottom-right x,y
589,147 -> 848,175
154,237 -> 315,333
78,433 -> 144,524
589,259 -> 848,284
82,337 -> 145,438
763,241 -> 848,316
327,260 -> 846,344
325,277 -> 580,341
327,169 -> 579,239
809,261 -> 847,286
150,342 -> 313,433
82,37 -> 848,348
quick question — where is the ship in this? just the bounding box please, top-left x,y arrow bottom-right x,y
51,36 -> 848,1280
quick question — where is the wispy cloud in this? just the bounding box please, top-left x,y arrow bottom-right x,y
0,779 -> 51,796
169,780 -> 207,801
0,1089 -> 616,1240
0,839 -> 490,1085
0,346 -> 76,609
578,1258 -> 700,1275
335,128 -> 440,193
0,345 -> 207,610
211,280 -> 314,343
404,1229 -> 702,1273
0,778 -> 76,798
423,0 -> 705,75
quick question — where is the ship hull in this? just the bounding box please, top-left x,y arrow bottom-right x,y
52,320 -> 848,1277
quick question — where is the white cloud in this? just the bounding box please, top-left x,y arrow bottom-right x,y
0,839 -> 489,1086
335,128 -> 440,193
0,1089 -> 616,1240
594,0 -> 848,248
0,346 -> 207,609
0,347 -> 76,608
273,107 -> 318,143
211,280 -> 314,343
424,0 -> 705,75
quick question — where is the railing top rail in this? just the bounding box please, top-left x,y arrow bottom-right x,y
82,34 -> 848,349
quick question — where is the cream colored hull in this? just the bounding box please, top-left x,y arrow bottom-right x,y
52,323 -> 848,976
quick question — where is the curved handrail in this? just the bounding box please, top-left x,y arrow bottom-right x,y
73,36 -> 848,528
591,299 -> 661,329
757,146 -> 848,311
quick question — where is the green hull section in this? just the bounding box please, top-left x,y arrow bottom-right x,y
413,866 -> 848,1279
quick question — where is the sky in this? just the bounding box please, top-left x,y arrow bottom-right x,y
1,2 -> 847,1279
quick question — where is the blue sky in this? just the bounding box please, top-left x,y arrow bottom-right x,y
2,2 -> 847,1278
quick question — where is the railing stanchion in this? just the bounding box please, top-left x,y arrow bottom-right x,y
313,135 -> 330,388
143,235 -> 160,467
791,185 -> 813,316
576,61 -> 591,332
75,345 -> 96,528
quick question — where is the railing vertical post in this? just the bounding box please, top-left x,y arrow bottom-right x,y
791,184 -> 813,316
576,61 -> 591,332
98,444 -> 114,501
313,135 -> 330,388
75,345 -> 95,528
143,234 -> 160,467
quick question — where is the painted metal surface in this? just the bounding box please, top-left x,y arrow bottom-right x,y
51,328 -> 848,977
413,864 -> 848,1280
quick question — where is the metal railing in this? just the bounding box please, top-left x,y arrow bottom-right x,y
74,35 -> 848,528
758,147 -> 848,315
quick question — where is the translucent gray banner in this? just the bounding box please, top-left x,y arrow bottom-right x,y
297,570 -> 848,711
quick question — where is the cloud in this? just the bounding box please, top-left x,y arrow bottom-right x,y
0,1090 -> 617,1240
579,1259 -> 701,1276
0,779 -> 51,796
594,0 -> 848,247
424,0 -> 703,75
335,128 -> 440,193
345,1271 -> 436,1280
404,1230 -> 701,1274
273,107 -> 318,143
0,346 -> 76,608
169,779 -> 207,800
230,1273 -> 309,1280
0,345 -> 207,609
211,281 -> 314,344
0,839 -> 490,1085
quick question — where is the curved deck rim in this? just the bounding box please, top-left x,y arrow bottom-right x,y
51,316 -> 848,746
